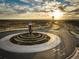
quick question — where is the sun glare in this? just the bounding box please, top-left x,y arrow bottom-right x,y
49,9 -> 64,20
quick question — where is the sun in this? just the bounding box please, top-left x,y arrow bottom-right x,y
49,9 -> 64,20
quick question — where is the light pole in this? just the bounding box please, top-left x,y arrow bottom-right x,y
28,23 -> 33,36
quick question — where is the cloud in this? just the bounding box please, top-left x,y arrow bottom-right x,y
20,0 -> 43,3
0,3 -> 30,15
0,0 -> 46,14
65,0 -> 79,2
20,0 -> 32,3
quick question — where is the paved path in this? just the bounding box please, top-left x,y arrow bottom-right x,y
71,48 -> 79,59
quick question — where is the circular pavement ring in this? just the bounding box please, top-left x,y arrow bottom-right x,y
0,32 -> 61,53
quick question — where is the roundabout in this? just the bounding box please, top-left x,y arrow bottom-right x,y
0,32 -> 61,53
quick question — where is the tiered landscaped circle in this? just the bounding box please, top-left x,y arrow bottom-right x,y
10,33 -> 50,45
